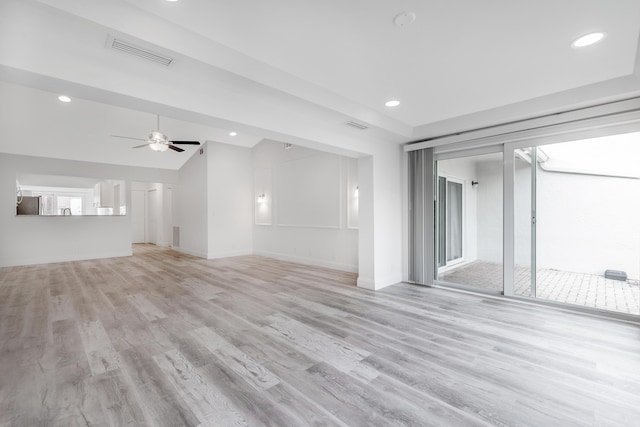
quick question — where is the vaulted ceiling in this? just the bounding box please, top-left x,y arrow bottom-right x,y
1,0 -> 639,169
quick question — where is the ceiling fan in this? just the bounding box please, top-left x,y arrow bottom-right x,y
112,114 -> 200,152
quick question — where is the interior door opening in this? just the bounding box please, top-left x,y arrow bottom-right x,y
131,182 -> 172,248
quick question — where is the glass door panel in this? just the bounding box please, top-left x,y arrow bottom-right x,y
436,152 -> 503,293
446,180 -> 463,263
516,133 -> 640,315
513,147 -> 534,297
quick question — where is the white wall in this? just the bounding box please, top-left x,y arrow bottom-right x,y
0,153 -> 177,267
173,141 -> 253,259
252,140 -> 359,272
536,169 -> 640,279
357,157 -> 374,283
207,141 -> 253,258
131,187 -> 146,243
475,156 -> 640,279
173,147 -> 208,257
476,159 -> 503,263
357,142 -> 404,289
447,156 -> 521,267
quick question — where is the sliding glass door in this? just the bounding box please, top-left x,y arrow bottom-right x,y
437,177 -> 463,268
409,125 -> 640,317
435,152 -> 503,293
513,134 -> 640,315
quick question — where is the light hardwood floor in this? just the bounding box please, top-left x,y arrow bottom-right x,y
1,244 -> 639,426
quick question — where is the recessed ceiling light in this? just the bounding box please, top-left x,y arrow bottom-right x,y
229,132 -> 237,136
385,100 -> 400,107
571,32 -> 606,48
166,0 -> 179,2
58,95 -> 71,103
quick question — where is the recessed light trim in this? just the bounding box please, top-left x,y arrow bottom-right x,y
385,100 -> 400,107
58,95 -> 71,103
571,32 -> 606,48
229,132 -> 237,136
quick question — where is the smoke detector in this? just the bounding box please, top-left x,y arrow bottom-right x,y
393,12 -> 416,28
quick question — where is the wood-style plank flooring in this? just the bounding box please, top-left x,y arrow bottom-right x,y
1,244 -> 640,426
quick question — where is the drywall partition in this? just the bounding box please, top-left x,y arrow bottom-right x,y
252,140 -> 358,272
362,143 -> 403,289
0,153 -> 178,267
173,146 -> 208,257
275,153 -> 341,228
206,141 -> 253,258
357,156 -> 375,284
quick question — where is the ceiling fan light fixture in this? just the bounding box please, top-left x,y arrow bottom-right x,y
149,131 -> 168,141
149,141 -> 169,152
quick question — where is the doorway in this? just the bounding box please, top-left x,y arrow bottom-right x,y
131,182 -> 172,247
131,189 -> 146,243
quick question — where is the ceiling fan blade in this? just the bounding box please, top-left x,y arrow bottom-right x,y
133,143 -> 151,148
112,134 -> 147,142
169,140 -> 200,145
168,145 -> 185,152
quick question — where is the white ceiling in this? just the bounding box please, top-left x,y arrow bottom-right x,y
124,0 -> 640,126
0,81 -> 261,170
0,0 -> 639,169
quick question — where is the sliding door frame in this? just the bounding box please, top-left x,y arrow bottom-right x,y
408,97 -> 640,319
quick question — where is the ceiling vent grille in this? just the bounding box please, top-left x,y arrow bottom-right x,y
110,38 -> 174,66
345,121 -> 368,130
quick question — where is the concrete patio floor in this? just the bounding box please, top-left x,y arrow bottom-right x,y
439,261 -> 640,315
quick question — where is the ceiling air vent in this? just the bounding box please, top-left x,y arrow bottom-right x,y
110,37 -> 174,66
345,121 -> 368,130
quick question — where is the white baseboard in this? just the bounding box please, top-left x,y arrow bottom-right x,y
373,274 -> 403,290
252,250 -> 358,273
0,249 -> 133,268
207,249 -> 252,259
156,241 -> 170,247
172,246 -> 208,259
356,276 -> 375,289
357,274 -> 402,290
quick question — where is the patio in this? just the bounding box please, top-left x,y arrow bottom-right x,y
439,261 -> 640,315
